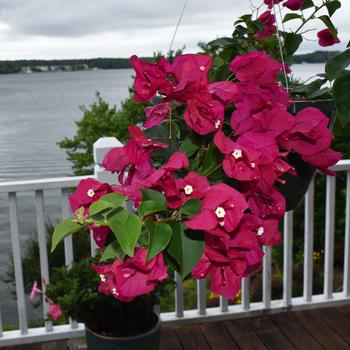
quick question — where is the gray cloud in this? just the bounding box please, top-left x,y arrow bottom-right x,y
0,0 -> 348,59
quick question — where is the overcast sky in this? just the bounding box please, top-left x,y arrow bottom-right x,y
0,0 -> 348,60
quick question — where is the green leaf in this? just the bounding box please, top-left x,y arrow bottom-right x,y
326,0 -> 341,17
302,0 -> 314,10
147,222 -> 173,261
89,193 -> 127,216
167,222 -> 204,279
308,87 -> 330,99
180,199 -> 201,218
138,200 -> 166,217
51,219 -> 87,252
283,13 -> 302,23
100,193 -> 128,207
325,48 -> 350,80
284,32 -> 303,56
141,189 -> 167,208
100,241 -> 125,262
319,15 -> 338,38
179,137 -> 199,157
108,212 -> 142,256
333,75 -> 350,126
207,37 -> 235,47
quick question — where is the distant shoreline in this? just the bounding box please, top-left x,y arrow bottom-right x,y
0,51 -> 339,74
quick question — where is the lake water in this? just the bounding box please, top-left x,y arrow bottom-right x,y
0,63 -> 324,325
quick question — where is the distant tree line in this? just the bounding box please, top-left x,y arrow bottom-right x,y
292,50 -> 340,64
0,51 -> 341,74
0,57 -> 153,74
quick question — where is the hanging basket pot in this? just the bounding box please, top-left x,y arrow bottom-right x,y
85,312 -> 161,350
277,99 -> 335,211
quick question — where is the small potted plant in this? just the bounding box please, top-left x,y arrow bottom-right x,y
30,259 -> 163,350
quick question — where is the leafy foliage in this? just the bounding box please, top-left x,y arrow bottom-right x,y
59,92 -> 147,175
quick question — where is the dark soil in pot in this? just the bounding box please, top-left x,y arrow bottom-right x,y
84,295 -> 158,338
85,312 -> 161,350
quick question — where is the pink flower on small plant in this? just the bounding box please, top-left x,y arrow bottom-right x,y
48,304 -> 64,321
92,248 -> 168,302
30,281 -> 42,300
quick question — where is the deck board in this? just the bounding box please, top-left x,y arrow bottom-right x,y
293,309 -> 349,350
245,316 -> 295,350
269,312 -> 323,350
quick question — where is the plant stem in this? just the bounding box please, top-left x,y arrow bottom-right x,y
294,3 -> 327,35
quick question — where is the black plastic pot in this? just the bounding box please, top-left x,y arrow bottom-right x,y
85,313 -> 161,350
277,99 -> 335,211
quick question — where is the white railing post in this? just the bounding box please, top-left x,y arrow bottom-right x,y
304,178 -> 315,302
324,175 -> 336,300
8,192 -> 28,335
262,246 -> 272,309
283,211 -> 294,306
92,137 -> 123,255
93,137 -> 123,185
344,171 -> 350,297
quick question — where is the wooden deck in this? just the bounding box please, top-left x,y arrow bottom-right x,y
160,305 -> 350,350
3,305 -> 350,350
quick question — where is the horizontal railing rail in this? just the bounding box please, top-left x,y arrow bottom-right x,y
0,137 -> 349,347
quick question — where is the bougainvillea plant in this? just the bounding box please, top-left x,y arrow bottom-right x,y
51,1 -> 342,301
51,52 -> 341,301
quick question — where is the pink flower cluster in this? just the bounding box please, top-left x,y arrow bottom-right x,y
69,177 -> 113,250
69,49 -> 341,302
92,248 -> 168,302
30,281 -> 63,321
259,0 -> 340,47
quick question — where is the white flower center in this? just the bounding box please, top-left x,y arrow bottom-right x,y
215,207 -> 226,219
250,162 -> 256,168
232,149 -> 242,159
199,65 -> 205,71
111,288 -> 119,296
123,273 -> 131,278
87,189 -> 95,198
184,185 -> 194,195
257,226 -> 264,236
99,274 -> 106,282
215,120 -> 221,129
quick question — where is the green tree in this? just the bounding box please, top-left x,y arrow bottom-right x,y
59,92 -> 147,175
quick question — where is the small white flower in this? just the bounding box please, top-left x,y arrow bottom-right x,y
215,207 -> 226,219
184,185 -> 194,195
257,227 -> 264,236
123,273 -> 131,278
250,162 -> 256,168
199,65 -> 206,71
232,149 -> 242,159
215,120 -> 221,129
111,288 -> 119,296
99,274 -> 106,282
87,189 -> 95,198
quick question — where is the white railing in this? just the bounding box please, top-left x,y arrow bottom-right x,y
0,137 -> 349,346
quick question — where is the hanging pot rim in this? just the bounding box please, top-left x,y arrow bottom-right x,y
85,311 -> 161,341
